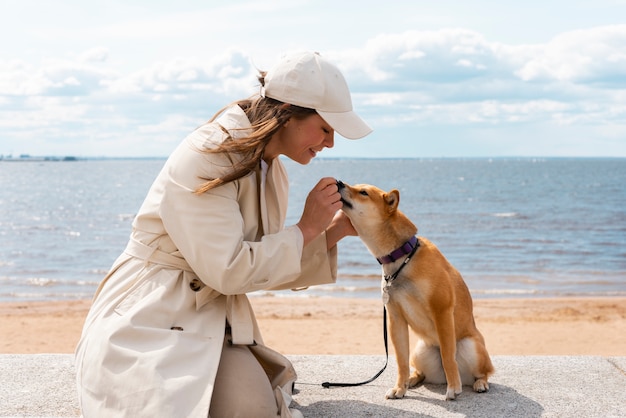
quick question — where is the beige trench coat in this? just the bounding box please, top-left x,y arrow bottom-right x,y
75,105 -> 337,417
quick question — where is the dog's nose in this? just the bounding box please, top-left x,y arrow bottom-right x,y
336,180 -> 345,189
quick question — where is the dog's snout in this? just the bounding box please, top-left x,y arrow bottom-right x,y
336,180 -> 353,209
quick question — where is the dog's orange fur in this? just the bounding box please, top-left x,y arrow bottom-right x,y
338,181 -> 494,400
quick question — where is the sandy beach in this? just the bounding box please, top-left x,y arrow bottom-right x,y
0,296 -> 624,356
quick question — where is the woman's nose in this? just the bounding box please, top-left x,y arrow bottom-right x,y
324,132 -> 335,148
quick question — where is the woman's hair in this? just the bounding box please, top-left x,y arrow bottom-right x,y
195,72 -> 316,194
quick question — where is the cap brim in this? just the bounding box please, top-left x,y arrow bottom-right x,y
317,110 -> 373,140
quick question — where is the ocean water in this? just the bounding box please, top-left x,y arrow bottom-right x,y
0,157 -> 624,302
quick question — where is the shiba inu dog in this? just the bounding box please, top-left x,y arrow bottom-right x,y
337,181 -> 494,400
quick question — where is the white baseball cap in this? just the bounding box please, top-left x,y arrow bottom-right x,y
261,51 -> 372,140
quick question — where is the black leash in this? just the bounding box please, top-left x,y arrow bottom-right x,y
321,305 -> 389,388
320,238 -> 420,388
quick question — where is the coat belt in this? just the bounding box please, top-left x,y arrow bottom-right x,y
123,237 -> 256,345
124,237 -> 193,271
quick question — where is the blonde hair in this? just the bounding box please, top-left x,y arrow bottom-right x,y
195,73 -> 316,194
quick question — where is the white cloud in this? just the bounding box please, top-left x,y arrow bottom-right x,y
79,47 -> 109,63
515,25 -> 626,83
345,29 -> 502,86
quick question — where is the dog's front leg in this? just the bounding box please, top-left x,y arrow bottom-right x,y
385,311 -> 411,399
434,309 -> 462,400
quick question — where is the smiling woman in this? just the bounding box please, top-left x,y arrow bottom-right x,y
73,51 -> 372,418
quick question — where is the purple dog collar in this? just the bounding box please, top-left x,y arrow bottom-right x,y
377,236 -> 419,265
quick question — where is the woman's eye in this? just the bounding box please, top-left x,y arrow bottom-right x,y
322,128 -> 330,134
359,190 -> 368,196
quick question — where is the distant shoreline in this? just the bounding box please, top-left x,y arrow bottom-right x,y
0,155 -> 166,162
0,155 -> 79,162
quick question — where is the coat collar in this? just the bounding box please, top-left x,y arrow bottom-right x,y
214,105 -> 290,236
258,158 -> 289,235
215,105 -> 253,140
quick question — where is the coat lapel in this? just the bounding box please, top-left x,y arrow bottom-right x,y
260,159 -> 289,235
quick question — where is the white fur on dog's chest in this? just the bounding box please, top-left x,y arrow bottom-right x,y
383,279 -> 437,335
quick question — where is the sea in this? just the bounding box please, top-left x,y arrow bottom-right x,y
1,157 -> 624,302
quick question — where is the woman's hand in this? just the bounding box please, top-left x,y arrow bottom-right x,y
325,210 -> 357,250
297,177 -> 346,246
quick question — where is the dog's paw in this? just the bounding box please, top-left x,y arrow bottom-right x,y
473,378 -> 489,393
385,386 -> 407,399
445,385 -> 462,400
407,371 -> 425,388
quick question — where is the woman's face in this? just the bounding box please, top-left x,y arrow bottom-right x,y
265,113 -> 335,164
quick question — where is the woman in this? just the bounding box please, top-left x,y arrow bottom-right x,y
75,51 -> 372,417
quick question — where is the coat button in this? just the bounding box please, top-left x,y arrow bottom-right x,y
189,278 -> 202,292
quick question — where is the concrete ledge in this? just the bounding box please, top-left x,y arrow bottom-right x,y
1,354 -> 625,417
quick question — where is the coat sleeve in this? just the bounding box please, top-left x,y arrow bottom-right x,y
267,232 -> 337,291
156,138 -> 336,295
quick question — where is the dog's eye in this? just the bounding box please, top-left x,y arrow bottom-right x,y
359,190 -> 368,196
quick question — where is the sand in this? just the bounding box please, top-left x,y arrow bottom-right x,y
0,296 -> 624,356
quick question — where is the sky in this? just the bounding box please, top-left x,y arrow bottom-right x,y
1,0 -> 625,158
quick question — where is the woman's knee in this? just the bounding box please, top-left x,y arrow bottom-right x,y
209,338 -> 278,417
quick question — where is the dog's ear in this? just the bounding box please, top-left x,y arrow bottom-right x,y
384,189 -> 400,212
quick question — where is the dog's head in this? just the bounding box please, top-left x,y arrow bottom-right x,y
338,180 -> 418,258
337,180 -> 401,235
